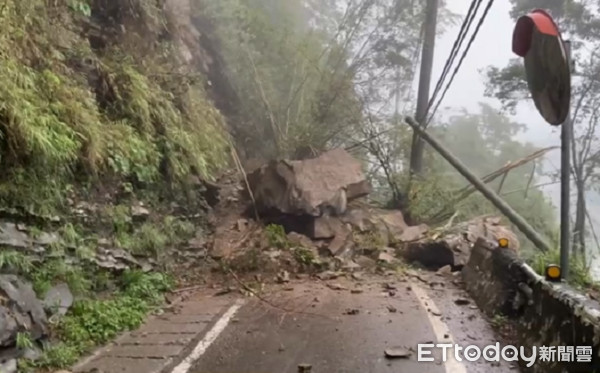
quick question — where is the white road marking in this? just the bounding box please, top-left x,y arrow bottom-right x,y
411,283 -> 468,373
171,298 -> 245,373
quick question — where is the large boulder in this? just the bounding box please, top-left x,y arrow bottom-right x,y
247,149 -> 371,217
402,216 -> 519,269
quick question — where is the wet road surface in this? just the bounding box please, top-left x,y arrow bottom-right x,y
189,273 -> 518,373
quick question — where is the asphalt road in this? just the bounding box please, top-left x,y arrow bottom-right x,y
189,272 -> 519,373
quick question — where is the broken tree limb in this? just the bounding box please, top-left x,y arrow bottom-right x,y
405,116 -> 552,252
453,146 -> 558,199
430,145 -> 558,223
230,145 -> 260,222
501,181 -> 559,196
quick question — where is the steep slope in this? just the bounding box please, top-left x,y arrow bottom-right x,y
0,0 -> 230,216
0,1 -> 237,370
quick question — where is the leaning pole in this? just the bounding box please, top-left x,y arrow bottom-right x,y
405,116 -> 552,253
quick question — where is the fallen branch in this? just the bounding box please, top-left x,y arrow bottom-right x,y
230,145 -> 260,222
500,181 -> 559,196
430,146 -> 558,223
454,146 -> 558,199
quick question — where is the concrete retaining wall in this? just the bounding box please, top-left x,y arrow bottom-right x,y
462,238 -> 600,373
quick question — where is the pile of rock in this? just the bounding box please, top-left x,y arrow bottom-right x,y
216,148 -> 520,275
403,216 -> 520,270
229,149 -> 429,270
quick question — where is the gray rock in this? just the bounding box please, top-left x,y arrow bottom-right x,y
384,347 -> 412,359
403,237 -> 463,268
316,271 -> 340,281
33,231 -> 59,246
395,224 -> 429,243
93,247 -> 141,271
0,222 -> 30,249
247,149 -> 371,217
97,238 -> 111,246
187,233 -> 206,250
22,346 -> 42,361
286,232 -> 315,249
437,265 -> 453,275
0,222 -> 59,250
0,358 -> 17,373
354,255 -> 376,269
277,271 -> 290,284
378,252 -> 397,264
0,275 -> 47,345
43,283 -> 73,316
131,205 -> 150,221
325,223 -> 352,256
0,307 -> 18,346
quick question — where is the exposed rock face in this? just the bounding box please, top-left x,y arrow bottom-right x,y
247,149 -> 371,217
0,222 -> 59,250
0,275 -> 48,347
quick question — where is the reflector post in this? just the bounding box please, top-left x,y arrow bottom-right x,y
545,264 -> 562,282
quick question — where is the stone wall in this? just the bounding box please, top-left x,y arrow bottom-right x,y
462,238 -> 600,373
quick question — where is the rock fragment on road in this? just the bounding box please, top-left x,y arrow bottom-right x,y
384,347 -> 412,359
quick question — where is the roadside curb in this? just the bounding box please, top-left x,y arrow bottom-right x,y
73,291 -> 239,373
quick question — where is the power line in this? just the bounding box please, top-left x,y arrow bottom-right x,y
427,0 -> 483,113
426,0 -> 496,125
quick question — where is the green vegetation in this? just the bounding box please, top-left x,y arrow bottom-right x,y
398,105 -> 558,260
18,270 -> 173,371
352,230 -> 386,254
109,209 -> 196,261
265,224 -> 289,249
532,248 -> 593,289
0,209 -> 191,371
490,314 -> 508,329
0,0 -> 229,216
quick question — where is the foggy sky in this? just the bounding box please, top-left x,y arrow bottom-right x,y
431,0 -> 565,213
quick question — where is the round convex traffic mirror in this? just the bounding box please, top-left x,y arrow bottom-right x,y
512,9 -> 571,125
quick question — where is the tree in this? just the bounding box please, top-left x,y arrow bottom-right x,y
196,0 -> 460,208
484,0 -> 600,260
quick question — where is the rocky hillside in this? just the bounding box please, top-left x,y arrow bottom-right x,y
0,0 -> 241,371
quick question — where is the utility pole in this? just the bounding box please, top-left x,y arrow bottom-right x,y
405,116 -> 553,253
409,0 -> 439,176
560,40 -> 573,280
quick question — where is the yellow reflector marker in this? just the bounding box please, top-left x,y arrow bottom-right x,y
498,238 -> 509,248
545,264 -> 561,282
